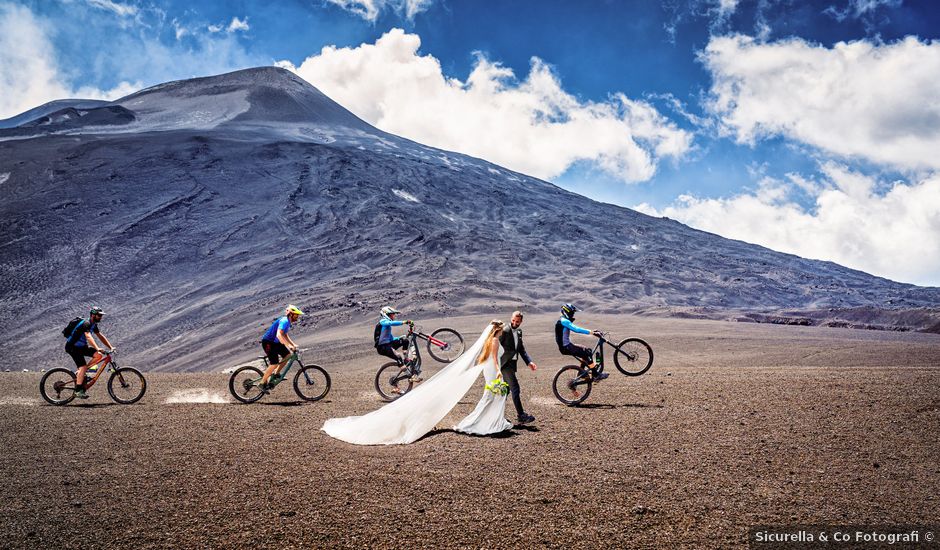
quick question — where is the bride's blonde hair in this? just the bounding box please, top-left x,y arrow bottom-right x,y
477,320 -> 504,364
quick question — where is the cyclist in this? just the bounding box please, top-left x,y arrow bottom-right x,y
555,303 -> 608,382
374,306 -> 418,381
64,306 -> 114,399
259,305 -> 304,390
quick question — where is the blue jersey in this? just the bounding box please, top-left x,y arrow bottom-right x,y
72,320 -> 99,348
555,317 -> 590,347
262,316 -> 291,343
377,318 -> 404,345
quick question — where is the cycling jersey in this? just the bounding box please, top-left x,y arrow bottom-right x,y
70,320 -> 99,348
262,316 -> 291,343
376,318 -> 404,345
555,318 -> 590,348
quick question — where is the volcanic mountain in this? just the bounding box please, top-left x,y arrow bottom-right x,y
1,67 -> 937,371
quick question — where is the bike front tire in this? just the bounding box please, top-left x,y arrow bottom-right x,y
613,338 -> 654,376
107,367 -> 147,404
229,365 -> 266,404
374,362 -> 413,401
39,367 -> 77,406
293,365 -> 331,402
552,365 -> 593,406
427,328 -> 465,363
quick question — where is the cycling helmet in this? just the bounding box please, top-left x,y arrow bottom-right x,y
560,303 -> 579,320
380,306 -> 400,320
286,304 -> 304,316
89,306 -> 105,316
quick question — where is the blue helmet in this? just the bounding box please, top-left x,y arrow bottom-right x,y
561,303 -> 578,320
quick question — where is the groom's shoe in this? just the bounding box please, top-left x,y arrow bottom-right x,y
517,413 -> 536,425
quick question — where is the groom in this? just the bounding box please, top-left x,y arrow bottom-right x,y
499,311 -> 537,425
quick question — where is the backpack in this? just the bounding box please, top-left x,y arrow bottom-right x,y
63,317 -> 85,342
554,320 -> 565,351
373,323 -> 383,348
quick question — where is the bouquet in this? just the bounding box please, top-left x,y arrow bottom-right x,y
485,378 -> 510,396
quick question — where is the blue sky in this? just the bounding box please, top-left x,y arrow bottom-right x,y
2,0 -> 939,286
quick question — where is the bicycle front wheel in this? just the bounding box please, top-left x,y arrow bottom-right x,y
229,366 -> 266,404
374,362 -> 413,401
613,338 -> 654,376
39,368 -> 77,406
552,365 -> 592,406
108,367 -> 147,404
294,365 -> 331,402
427,328 -> 464,363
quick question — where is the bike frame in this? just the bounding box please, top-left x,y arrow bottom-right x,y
77,352 -> 116,389
415,330 -> 449,350
261,349 -> 316,386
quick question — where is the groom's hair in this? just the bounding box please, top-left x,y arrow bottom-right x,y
512,310 -> 523,318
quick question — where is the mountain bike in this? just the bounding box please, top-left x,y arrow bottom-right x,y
552,333 -> 653,406
39,350 -> 146,406
374,324 -> 464,401
228,348 -> 330,404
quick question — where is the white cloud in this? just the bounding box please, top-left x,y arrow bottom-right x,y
716,0 -> 740,15
702,34 -> 940,172
638,164 -> 940,286
326,0 -> 434,22
278,29 -> 692,183
824,0 -> 902,21
227,16 -> 249,33
83,0 -> 138,18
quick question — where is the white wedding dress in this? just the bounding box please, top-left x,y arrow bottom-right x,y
322,326 -> 511,445
453,344 -> 513,436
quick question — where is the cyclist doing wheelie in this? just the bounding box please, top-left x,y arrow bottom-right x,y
259,305 -> 304,391
64,306 -> 115,399
555,303 -> 608,382
374,306 -> 419,382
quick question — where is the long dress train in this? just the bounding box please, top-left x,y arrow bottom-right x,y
322,327 -> 491,445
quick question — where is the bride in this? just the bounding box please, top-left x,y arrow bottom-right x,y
322,320 -> 512,445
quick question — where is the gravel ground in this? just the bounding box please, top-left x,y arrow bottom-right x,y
1,315 -> 939,549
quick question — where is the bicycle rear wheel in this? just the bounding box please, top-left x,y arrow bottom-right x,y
39,368 -> 77,406
108,367 -> 147,404
613,338 -> 654,376
552,365 -> 592,406
427,328 -> 465,363
229,366 -> 266,404
374,362 -> 413,401
294,365 -> 331,402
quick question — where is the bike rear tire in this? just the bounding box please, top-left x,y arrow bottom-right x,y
552,365 -> 592,406
374,362 -> 413,401
108,367 -> 147,404
293,365 -> 331,402
229,365 -> 266,404
613,338 -> 654,376
39,367 -> 77,406
427,328 -> 465,363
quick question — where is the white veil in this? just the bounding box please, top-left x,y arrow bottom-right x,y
322,326 -> 492,445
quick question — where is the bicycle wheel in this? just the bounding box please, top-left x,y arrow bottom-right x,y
374,362 -> 413,401
107,367 -> 147,404
294,365 -> 331,402
552,365 -> 592,406
229,365 -> 266,404
39,367 -> 77,406
613,338 -> 654,376
427,328 -> 465,363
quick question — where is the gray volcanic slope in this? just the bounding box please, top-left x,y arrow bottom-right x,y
1,67 -> 938,371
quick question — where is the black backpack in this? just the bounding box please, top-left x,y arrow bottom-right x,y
373,323 -> 383,348
63,317 -> 85,342
554,320 -> 565,351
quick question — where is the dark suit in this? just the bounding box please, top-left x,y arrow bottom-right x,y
499,325 -> 532,418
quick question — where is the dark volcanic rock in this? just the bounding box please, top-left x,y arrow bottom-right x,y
0,66 -> 938,371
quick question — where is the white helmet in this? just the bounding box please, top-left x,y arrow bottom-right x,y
380,306 -> 400,320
